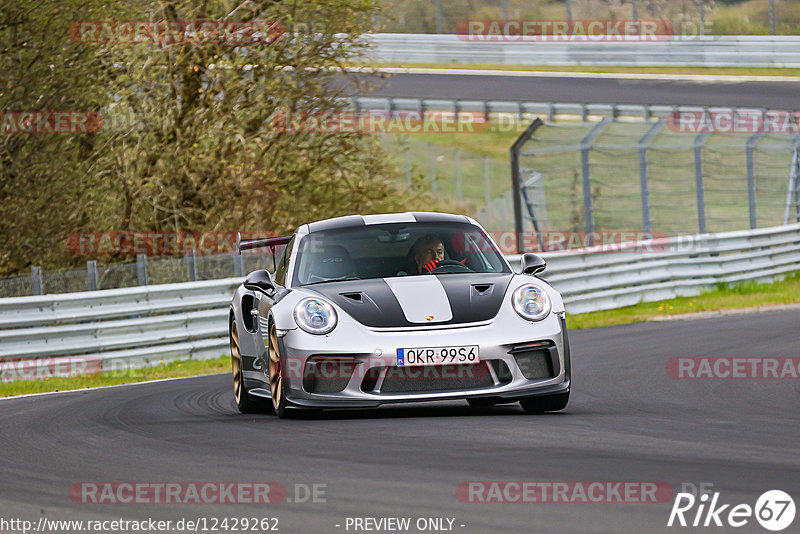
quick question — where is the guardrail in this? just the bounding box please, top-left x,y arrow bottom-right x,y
1,223 -> 798,380
0,278 -> 241,381
508,223 -> 800,314
350,96 -> 786,125
365,34 -> 800,68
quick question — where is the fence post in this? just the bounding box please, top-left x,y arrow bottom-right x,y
455,149 -> 463,201
404,145 -> 412,186
769,0 -> 776,36
510,118 -> 545,254
699,0 -> 706,36
745,132 -> 764,229
580,118 -> 612,236
694,131 -> 710,234
87,260 -> 98,291
136,254 -> 149,286
186,250 -> 198,281
483,156 -> 491,205
234,252 -> 245,278
31,266 -> 43,296
639,119 -> 666,235
429,144 -> 437,194
785,140 -> 800,224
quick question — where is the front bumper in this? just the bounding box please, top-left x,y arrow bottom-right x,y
275,312 -> 571,409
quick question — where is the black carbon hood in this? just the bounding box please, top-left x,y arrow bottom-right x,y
305,274 -> 513,328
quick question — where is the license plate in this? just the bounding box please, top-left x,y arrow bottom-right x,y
396,345 -> 480,367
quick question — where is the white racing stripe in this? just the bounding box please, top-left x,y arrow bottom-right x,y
384,277 -> 453,323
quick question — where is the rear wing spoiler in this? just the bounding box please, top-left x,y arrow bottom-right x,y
236,233 -> 292,254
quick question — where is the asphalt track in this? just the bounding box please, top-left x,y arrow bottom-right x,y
1,309 -> 799,533
360,73 -> 800,109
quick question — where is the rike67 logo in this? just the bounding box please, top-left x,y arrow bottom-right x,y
668,489 -> 795,531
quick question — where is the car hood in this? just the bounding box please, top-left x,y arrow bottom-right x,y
305,274 -> 513,328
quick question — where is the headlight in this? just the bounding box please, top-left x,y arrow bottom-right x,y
293,297 -> 338,334
512,284 -> 551,322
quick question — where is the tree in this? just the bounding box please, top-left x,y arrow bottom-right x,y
0,0 -> 422,275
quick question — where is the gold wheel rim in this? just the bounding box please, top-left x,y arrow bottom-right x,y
230,322 -> 243,404
268,325 -> 282,410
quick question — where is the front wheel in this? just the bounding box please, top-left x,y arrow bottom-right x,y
268,322 -> 290,418
519,391 -> 569,414
230,319 -> 271,414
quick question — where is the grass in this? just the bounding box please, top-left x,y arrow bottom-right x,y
0,355 -> 230,398
369,62 -> 800,78
566,272 -> 800,330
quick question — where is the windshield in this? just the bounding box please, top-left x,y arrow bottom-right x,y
292,222 -> 510,286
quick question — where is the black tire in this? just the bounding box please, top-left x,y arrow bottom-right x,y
230,319 -> 271,414
267,322 -> 291,419
518,391 -> 569,414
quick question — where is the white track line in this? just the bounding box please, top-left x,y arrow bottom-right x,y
0,373 -> 226,401
370,66 -> 800,83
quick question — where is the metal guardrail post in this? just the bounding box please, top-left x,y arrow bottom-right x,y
769,0 -> 776,36
186,250 -> 198,282
455,149 -> 463,200
404,146 -> 412,186
786,140 -> 800,224
580,118 -> 612,236
694,131 -> 711,234
483,156 -> 490,206
510,118 -> 545,253
136,254 -> 149,286
87,260 -> 98,291
699,0 -> 706,36
428,144 -> 437,194
746,132 -> 765,229
31,266 -> 43,296
234,253 -> 245,278
638,119 -> 667,236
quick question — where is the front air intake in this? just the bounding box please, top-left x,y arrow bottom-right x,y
302,356 -> 357,393
509,342 -> 558,380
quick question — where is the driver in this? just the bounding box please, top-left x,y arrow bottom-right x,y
411,235 -> 446,274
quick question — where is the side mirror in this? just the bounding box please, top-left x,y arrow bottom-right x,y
244,269 -> 276,295
520,253 -> 546,275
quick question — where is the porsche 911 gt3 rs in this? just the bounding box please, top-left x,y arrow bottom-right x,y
229,212 -> 570,418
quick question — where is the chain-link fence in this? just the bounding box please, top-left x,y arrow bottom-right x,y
381,136 -> 510,217
505,112 -> 800,249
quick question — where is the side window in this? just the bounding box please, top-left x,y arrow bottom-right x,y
273,236 -> 294,287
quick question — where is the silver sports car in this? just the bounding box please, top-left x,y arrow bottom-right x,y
229,212 -> 570,418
